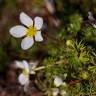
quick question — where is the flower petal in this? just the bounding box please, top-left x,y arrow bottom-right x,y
54,76 -> 63,87
15,60 -> 24,69
22,60 -> 29,71
92,24 -> 96,28
18,74 -> 29,85
24,81 -> 29,92
20,12 -> 33,27
21,37 -> 34,50
52,88 -> 59,96
9,25 -> 27,38
35,31 -> 43,42
34,17 -> 43,30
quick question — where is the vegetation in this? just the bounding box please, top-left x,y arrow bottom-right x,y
0,0 -> 96,96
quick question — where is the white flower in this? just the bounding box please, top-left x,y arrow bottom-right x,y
15,60 -> 30,86
9,12 -> 43,50
15,60 -> 38,86
54,76 -> 63,87
52,88 -> 59,96
92,24 -> 96,28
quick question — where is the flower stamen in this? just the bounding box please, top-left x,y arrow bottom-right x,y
22,69 -> 29,78
26,26 -> 37,37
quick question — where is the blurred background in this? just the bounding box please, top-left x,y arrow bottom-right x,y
0,0 -> 96,71
0,0 -> 96,96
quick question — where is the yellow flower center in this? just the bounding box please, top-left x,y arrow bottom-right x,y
22,69 -> 29,78
26,26 -> 37,37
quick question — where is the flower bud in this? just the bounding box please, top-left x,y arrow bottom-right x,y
66,40 -> 73,47
52,88 -> 59,96
80,71 -> 89,80
54,76 -> 63,87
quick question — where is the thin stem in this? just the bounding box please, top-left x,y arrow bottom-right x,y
33,60 -> 66,71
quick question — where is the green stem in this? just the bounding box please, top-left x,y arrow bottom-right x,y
34,60 -> 66,71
